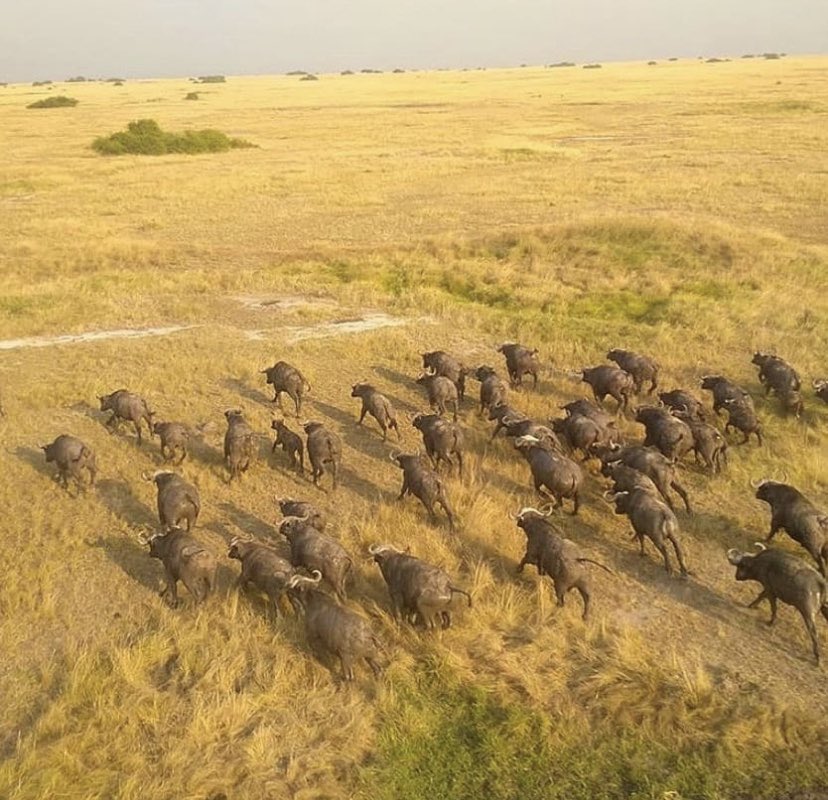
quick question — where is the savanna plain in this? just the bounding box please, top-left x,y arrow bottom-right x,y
1,57 -> 828,800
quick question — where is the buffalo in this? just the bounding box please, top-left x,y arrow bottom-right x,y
152,421 -> 190,465
723,398 -> 763,445
261,361 -> 311,416
271,418 -> 304,473
635,406 -> 694,463
391,452 -> 455,529
287,571 -> 384,681
606,349 -> 659,395
751,352 -> 801,396
304,421 -> 342,491
576,366 -> 635,412
473,366 -> 509,415
753,480 -> 828,575
279,515 -> 353,601
727,543 -> 828,665
276,497 -> 326,531
813,379 -> 828,405
351,382 -> 400,440
421,351 -> 468,401
608,488 -> 689,576
228,535 -> 300,615
140,527 -> 216,606
513,435 -> 583,514
657,389 -> 707,421
40,434 -> 97,493
415,373 -> 459,420
595,443 -> 692,513
369,544 -> 471,628
497,343 -> 540,389
671,410 -> 728,473
98,389 -> 154,444
513,506 -> 612,619
142,470 -> 201,531
224,409 -> 258,482
412,413 -> 464,475
700,375 -> 753,416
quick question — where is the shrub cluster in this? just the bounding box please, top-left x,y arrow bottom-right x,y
195,75 -> 225,83
91,119 -> 255,156
27,95 -> 79,109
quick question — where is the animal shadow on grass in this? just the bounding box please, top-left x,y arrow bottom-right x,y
373,365 -> 414,391
312,399 -> 400,462
96,478 -> 157,527
92,534 -> 159,593
15,445 -> 54,480
222,377 -> 273,409
219,501 -> 279,540
69,400 -> 101,421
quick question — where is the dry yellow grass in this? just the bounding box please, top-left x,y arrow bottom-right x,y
1,57 -> 828,799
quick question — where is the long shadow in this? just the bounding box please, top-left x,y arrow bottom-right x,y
373,365 -> 415,391
96,478 -> 157,527
219,501 -> 280,540
222,377 -> 273,409
311,400 -> 403,464
15,445 -> 53,479
187,434 -> 225,469
92,534 -> 159,593
69,400 -> 101,421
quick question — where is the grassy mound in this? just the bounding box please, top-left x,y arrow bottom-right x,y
27,95 -> 78,109
91,119 -> 255,156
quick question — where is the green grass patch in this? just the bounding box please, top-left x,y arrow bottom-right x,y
571,290 -> 672,325
27,95 -> 78,109
91,119 -> 256,156
361,666 -> 828,800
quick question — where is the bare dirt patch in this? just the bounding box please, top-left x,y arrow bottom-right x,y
0,325 -> 198,351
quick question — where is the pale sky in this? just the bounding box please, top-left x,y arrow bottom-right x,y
1,0 -> 826,83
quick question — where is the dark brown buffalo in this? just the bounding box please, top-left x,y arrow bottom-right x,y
99,389 -> 154,444
287,571 -> 384,681
40,434 -> 97,493
140,527 -> 217,606
728,543 -> 828,665
513,506 -> 612,619
369,544 -> 471,628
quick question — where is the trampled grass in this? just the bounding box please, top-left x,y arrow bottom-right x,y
1,58 -> 828,799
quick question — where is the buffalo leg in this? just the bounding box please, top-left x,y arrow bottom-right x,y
397,478 -> 410,501
160,569 -> 179,606
669,537 -> 689,576
339,654 -> 355,682
357,406 -> 367,425
574,580 -> 591,620
748,589 -> 769,610
670,481 -> 691,513
134,420 -> 143,445
799,610 -> 820,665
653,540 -> 672,574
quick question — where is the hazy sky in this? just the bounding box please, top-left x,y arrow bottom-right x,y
2,0 -> 826,83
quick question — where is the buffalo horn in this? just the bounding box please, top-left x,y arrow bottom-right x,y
726,548 -> 744,565
752,542 -> 767,552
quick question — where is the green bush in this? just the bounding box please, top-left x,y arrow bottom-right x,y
27,95 -> 79,109
91,119 -> 255,156
300,74 -> 319,81
196,75 -> 225,83
184,92 -> 200,100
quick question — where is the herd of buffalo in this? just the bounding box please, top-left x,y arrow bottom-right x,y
29,344 -> 828,679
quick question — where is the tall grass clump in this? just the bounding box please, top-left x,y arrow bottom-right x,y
91,119 -> 255,156
27,95 -> 78,109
